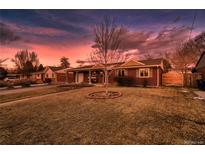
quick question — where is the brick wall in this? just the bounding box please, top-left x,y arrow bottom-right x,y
109,67 -> 160,86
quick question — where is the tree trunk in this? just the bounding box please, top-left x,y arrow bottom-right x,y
104,68 -> 108,96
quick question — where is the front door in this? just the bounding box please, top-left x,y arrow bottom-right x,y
78,73 -> 84,83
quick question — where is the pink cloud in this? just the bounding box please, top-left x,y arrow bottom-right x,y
119,26 -> 191,59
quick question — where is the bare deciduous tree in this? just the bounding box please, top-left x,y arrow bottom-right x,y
0,58 -> 8,67
193,32 -> 205,56
170,42 -> 196,73
171,32 -> 205,69
89,16 -> 128,94
11,50 -> 39,74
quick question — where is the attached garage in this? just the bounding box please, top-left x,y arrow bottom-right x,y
56,73 -> 66,82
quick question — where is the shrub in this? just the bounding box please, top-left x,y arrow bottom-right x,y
44,78 -> 52,84
114,76 -> 135,86
191,67 -> 197,73
13,79 -> 31,87
0,80 -> 8,87
21,80 -> 31,87
35,80 -> 44,84
31,80 -> 37,84
7,83 -> 14,89
143,79 -> 148,87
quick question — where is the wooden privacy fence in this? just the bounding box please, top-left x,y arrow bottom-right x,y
162,71 -> 184,87
184,73 -> 202,88
162,70 -> 202,87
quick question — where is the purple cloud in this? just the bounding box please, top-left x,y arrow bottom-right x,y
0,22 -> 21,45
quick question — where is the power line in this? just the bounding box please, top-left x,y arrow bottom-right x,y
188,10 -> 197,41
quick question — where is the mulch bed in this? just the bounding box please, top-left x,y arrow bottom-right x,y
86,91 -> 122,99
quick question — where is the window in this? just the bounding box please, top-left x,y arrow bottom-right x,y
138,68 -> 150,78
116,69 -> 127,77
52,73 -> 55,78
46,74 -> 48,78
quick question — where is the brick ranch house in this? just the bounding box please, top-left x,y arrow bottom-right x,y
58,58 -> 170,87
195,51 -> 205,80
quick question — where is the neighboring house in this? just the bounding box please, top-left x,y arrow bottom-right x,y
61,58 -> 170,87
195,51 -> 205,80
31,66 -> 64,83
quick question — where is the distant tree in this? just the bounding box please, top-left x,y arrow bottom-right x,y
0,67 -> 7,80
38,64 -> 44,71
24,61 -> 34,74
171,42 -> 194,73
89,16 -> 128,95
11,50 -> 39,74
171,32 -> 205,68
60,57 -> 70,68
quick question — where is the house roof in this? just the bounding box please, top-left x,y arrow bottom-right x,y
72,62 -> 124,71
48,66 -> 64,72
196,51 -> 205,70
71,58 -> 167,71
139,58 -> 164,66
31,66 -> 65,74
120,60 -> 145,67
31,70 -> 45,74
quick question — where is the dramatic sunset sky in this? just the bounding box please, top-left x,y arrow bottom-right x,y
1,10 -> 205,68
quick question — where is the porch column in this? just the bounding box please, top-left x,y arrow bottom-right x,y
89,70 -> 92,84
65,70 -> 68,83
75,71 -> 78,83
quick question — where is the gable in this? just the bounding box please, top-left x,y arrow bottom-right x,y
120,60 -> 145,67
45,67 -> 55,74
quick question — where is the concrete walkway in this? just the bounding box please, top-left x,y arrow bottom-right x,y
194,90 -> 205,99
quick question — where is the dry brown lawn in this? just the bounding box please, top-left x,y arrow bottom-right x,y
0,86 -> 205,144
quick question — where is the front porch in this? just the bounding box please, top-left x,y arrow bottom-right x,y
74,70 -> 105,84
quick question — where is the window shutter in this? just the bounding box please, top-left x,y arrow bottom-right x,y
149,68 -> 153,78
136,69 -> 139,78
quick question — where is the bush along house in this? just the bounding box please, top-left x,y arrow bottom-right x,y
57,58 -> 170,87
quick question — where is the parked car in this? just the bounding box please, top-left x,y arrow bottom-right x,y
4,77 -> 19,82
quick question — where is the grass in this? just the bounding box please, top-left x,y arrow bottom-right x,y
0,86 -> 77,104
0,86 -> 205,144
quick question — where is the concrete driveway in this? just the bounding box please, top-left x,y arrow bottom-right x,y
194,90 -> 205,99
0,85 -> 56,95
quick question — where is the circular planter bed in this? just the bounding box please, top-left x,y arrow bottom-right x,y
86,91 -> 122,99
